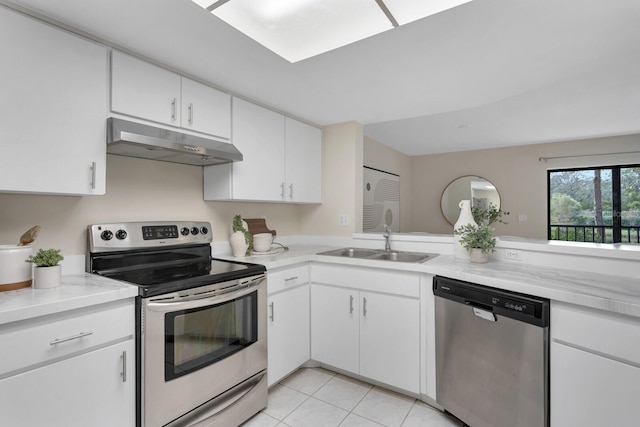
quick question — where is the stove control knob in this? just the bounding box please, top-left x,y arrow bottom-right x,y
100,230 -> 113,241
191,227 -> 199,235
181,227 -> 190,236
115,229 -> 127,240
200,226 -> 209,235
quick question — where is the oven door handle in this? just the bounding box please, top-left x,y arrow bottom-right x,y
146,277 -> 265,312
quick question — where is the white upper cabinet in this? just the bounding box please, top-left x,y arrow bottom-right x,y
204,98 -> 321,203
0,7 -> 107,195
181,78 -> 230,139
110,51 -> 230,139
285,117 -> 322,203
111,50 -> 182,127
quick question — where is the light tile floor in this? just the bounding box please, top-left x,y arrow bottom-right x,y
242,368 -> 464,427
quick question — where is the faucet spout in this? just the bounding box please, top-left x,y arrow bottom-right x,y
383,225 -> 392,251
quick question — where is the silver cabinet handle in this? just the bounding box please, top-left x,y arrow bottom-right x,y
363,297 -> 368,317
269,301 -> 274,322
280,182 -> 285,200
284,276 -> 298,282
188,102 -> 194,125
349,295 -> 354,314
121,350 -> 127,383
49,331 -> 93,345
289,183 -> 293,199
90,161 -> 96,190
171,98 -> 177,120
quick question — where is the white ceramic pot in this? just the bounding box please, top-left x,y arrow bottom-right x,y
33,265 -> 62,289
0,245 -> 33,291
252,233 -> 273,252
470,248 -> 489,263
229,231 -> 248,257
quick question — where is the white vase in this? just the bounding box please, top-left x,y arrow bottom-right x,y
33,265 -> 61,289
229,231 -> 248,257
453,200 -> 477,260
470,248 -> 489,263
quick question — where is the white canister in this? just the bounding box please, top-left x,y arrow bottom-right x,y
0,245 -> 33,291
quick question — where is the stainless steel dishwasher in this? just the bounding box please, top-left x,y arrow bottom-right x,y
433,276 -> 550,427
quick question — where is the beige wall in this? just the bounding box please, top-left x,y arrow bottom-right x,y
299,121 -> 363,236
408,134 -> 640,238
363,136 -> 412,232
0,155 -> 300,255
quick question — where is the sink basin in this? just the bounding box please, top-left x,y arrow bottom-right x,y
318,247 -> 436,264
368,251 -> 433,263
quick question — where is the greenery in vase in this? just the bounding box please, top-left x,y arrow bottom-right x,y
472,203 -> 510,226
454,224 -> 496,253
25,248 -> 64,267
232,215 -> 253,252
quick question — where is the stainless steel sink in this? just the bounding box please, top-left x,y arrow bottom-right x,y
318,247 -> 436,263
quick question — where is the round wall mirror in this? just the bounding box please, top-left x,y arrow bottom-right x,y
441,176 -> 501,225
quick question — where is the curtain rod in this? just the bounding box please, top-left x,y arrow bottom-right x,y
538,151 -> 640,162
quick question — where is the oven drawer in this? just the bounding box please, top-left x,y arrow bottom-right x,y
0,299 -> 134,376
268,264 -> 309,294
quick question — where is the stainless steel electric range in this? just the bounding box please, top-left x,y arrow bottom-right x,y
87,221 -> 267,427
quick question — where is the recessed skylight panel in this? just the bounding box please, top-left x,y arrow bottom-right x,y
193,0 -> 473,62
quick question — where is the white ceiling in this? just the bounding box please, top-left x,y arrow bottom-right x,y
7,0 -> 640,156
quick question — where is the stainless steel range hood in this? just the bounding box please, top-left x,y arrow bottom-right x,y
107,118 -> 242,166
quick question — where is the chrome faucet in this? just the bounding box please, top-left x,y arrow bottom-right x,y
383,225 -> 392,251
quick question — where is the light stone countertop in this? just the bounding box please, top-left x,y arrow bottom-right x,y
3,244 -> 639,326
225,244 -> 640,318
0,273 -> 138,325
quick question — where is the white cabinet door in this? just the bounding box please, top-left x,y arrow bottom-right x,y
285,117 -> 321,203
181,78 -> 231,139
311,284 -> 359,373
229,98 -> 285,201
551,342 -> 640,426
268,285 -> 310,386
0,340 -> 135,427
0,8 -> 107,195
360,292 -> 420,393
111,50 -> 181,126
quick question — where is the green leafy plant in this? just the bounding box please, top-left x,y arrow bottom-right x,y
25,248 -> 64,267
472,203 -> 510,226
454,224 -> 496,253
232,215 -> 253,252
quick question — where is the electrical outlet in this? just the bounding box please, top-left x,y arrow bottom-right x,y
518,214 -> 528,222
504,250 -> 522,261
338,214 -> 349,226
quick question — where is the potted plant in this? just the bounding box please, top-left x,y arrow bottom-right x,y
230,215 -> 252,257
454,224 -> 496,263
472,203 -> 509,226
26,248 -> 64,288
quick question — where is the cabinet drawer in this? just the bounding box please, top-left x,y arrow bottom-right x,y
311,264 -> 419,298
551,302 -> 640,364
268,265 -> 309,294
0,300 -> 134,376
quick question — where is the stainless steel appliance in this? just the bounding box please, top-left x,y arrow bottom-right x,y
433,276 -> 550,427
87,221 -> 267,427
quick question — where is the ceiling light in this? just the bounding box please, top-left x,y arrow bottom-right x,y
193,0 -> 473,63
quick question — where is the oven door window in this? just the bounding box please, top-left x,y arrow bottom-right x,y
165,290 -> 258,381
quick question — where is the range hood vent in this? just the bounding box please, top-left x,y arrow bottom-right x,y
107,118 -> 242,166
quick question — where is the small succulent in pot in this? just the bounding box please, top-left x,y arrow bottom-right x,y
25,248 -> 64,267
454,224 -> 496,254
26,248 -> 64,289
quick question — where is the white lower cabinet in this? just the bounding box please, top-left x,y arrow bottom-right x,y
0,299 -> 135,426
550,302 -> 640,426
310,264 -> 420,394
267,265 -> 311,386
0,340 -> 135,426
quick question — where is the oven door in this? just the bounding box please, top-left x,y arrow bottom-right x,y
141,275 -> 267,427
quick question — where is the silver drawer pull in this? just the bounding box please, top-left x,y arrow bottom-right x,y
121,350 -> 127,382
49,331 -> 93,345
284,276 -> 299,282
269,302 -> 275,322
